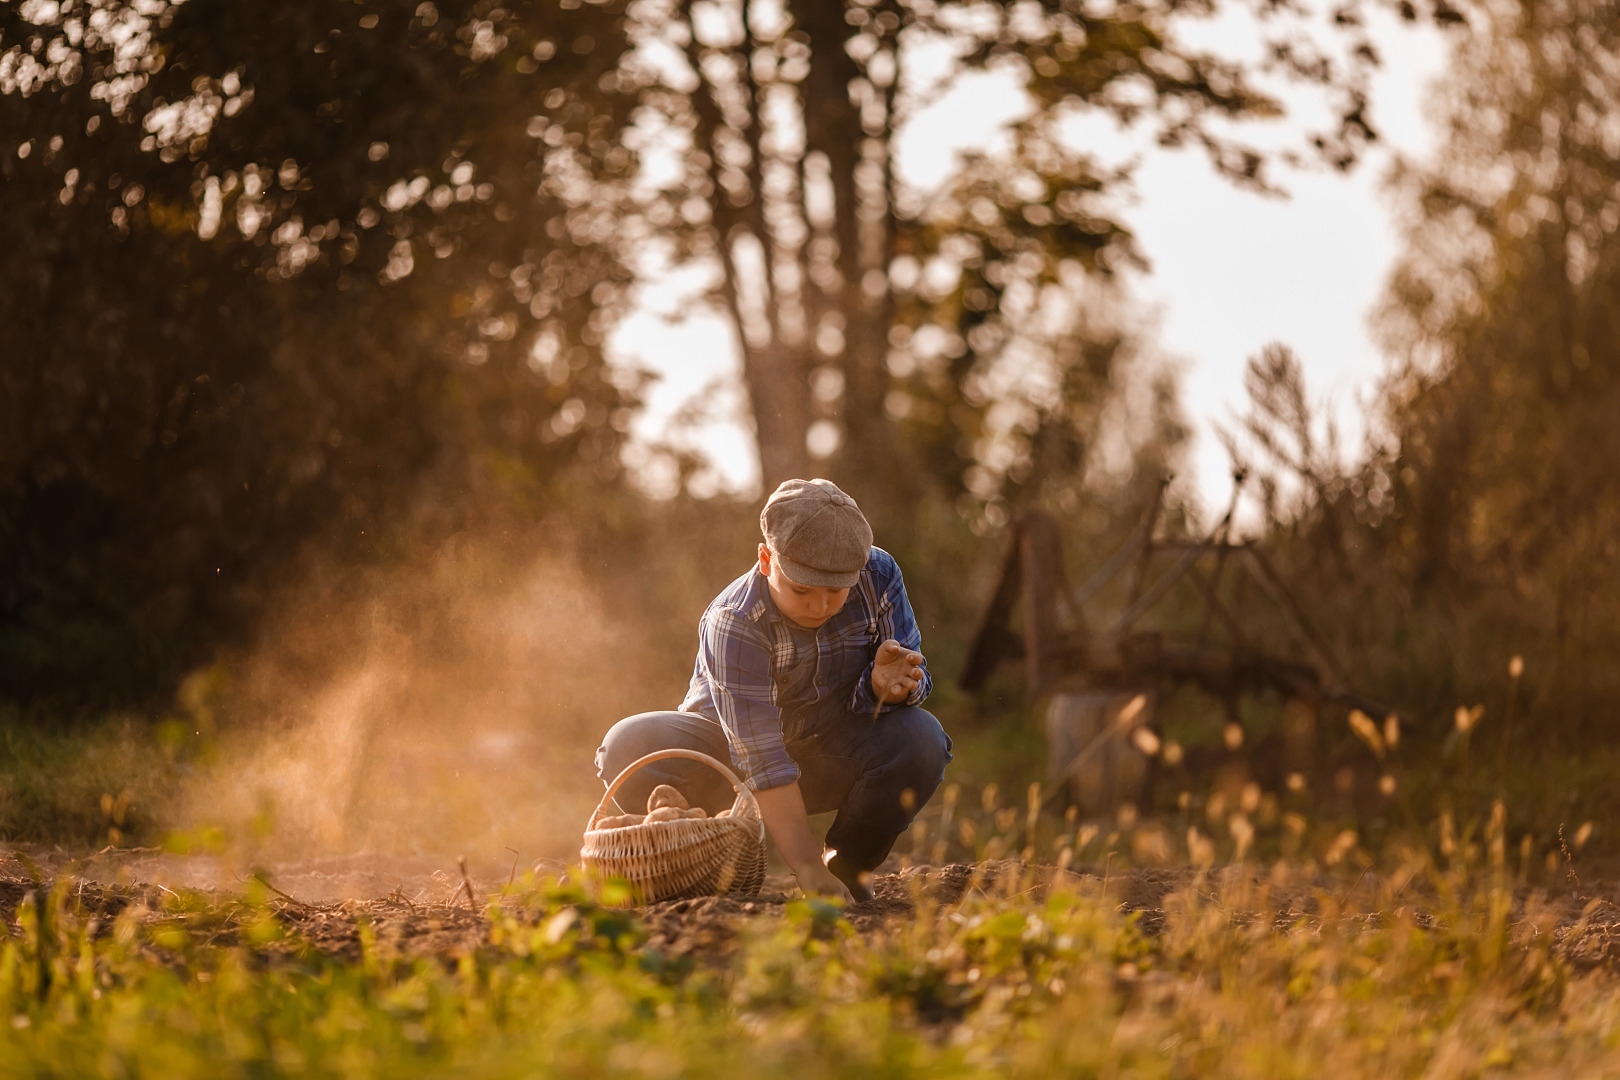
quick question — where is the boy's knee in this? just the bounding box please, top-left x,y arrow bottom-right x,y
595,720 -> 625,781
594,711 -> 736,814
595,713 -> 663,783
885,708 -> 952,788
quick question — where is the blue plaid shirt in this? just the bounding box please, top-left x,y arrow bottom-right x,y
679,546 -> 932,790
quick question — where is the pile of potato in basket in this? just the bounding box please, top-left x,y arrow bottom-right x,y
593,783 -> 730,829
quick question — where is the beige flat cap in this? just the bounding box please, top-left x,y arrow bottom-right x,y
760,478 -> 873,588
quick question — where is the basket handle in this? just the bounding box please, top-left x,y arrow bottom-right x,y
590,748 -> 762,829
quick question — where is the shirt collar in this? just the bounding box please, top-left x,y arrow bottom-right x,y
736,567 -> 771,624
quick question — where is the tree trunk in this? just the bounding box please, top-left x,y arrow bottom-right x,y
684,1 -> 812,489
793,0 -> 899,516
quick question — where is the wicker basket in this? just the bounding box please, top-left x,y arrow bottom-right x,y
580,749 -> 767,903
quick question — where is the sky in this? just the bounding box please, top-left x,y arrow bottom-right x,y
609,7 -> 1454,518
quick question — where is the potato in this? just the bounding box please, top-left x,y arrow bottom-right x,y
646,784 -> 690,812
714,808 -> 732,818
643,806 -> 687,823
593,813 -> 644,830
683,807 -> 708,819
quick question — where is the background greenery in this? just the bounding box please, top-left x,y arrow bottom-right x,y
4,0 -> 1619,861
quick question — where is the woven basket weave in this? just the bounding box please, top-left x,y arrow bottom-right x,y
580,749 -> 767,903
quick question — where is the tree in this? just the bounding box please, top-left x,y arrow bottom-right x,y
1379,0 -> 1620,601
637,0 -> 1423,518
0,0 -> 638,701
1218,0 -> 1620,733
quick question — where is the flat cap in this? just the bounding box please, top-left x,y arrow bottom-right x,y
760,478 -> 872,588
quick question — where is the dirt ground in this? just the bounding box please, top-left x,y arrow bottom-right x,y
6,847 -> 1620,971
0,851 -> 1188,964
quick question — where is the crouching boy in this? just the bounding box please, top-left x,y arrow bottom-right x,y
596,478 -> 951,902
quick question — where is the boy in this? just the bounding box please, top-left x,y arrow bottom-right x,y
596,478 -> 951,902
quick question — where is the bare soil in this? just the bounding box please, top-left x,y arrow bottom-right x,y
6,847 -> 1620,971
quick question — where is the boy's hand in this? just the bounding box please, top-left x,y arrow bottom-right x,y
790,858 -> 855,903
753,782 -> 854,903
872,639 -> 925,705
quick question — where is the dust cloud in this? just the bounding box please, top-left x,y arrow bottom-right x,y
159,530 -> 709,894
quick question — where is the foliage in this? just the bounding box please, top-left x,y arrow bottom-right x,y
0,709 -> 182,846
0,0 -> 1477,715
1219,0 -> 1620,743
1371,0 -> 1620,738
1379,0 -> 1620,603
641,0 -> 1410,518
4,832 -> 1620,1078
0,0 -> 638,703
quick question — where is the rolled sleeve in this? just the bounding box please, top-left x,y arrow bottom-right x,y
697,607 -> 800,790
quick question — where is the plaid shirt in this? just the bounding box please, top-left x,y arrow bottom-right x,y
679,546 -> 932,791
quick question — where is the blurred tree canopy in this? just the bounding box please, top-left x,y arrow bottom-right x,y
0,0 -> 1466,708
0,0 -> 637,701
1225,0 -> 1620,734
1374,0 -> 1620,726
1381,0 -> 1620,596
643,0 -> 1453,523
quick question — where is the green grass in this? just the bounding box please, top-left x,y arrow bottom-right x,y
6,698 -> 1620,1077
0,711 -> 182,847
3,840 -> 1618,1080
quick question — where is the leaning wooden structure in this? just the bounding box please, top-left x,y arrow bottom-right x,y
959,476 -> 1384,814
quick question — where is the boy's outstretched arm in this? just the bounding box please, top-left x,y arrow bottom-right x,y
754,782 -> 854,902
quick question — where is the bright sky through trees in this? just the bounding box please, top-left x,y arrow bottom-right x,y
611,7 -> 1450,517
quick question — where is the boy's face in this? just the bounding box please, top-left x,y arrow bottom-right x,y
758,544 -> 851,629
